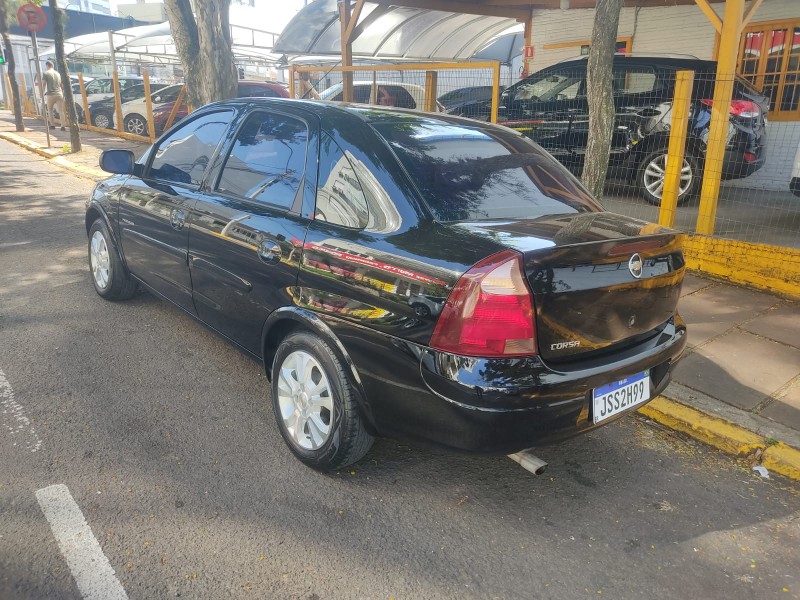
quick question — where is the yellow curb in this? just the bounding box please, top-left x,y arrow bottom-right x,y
0,131 -> 105,180
639,396 -> 800,481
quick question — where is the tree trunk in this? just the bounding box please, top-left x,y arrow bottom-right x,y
49,0 -> 80,151
164,0 -> 236,108
581,0 -> 623,199
0,5 -> 24,131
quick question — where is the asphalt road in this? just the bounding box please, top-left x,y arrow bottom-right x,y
1,138 -> 798,600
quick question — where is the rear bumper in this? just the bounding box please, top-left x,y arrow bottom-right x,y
330,313 -> 687,454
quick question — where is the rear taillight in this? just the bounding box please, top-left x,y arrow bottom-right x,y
430,250 -> 536,357
700,98 -> 761,118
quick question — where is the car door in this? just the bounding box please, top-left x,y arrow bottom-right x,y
187,106 -> 317,355
118,109 -> 235,312
501,67 -> 586,165
609,64 -> 667,157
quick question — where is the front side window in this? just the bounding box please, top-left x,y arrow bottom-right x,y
613,66 -> 659,95
315,134 -> 368,228
148,110 -> 233,186
514,70 -> 584,102
86,79 -> 112,94
216,111 -> 308,209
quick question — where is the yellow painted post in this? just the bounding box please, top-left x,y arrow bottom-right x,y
142,71 -> 155,141
289,64 -> 295,99
78,73 -> 90,128
112,72 -> 123,132
163,86 -> 186,132
491,61 -> 500,124
424,70 -> 438,112
695,0 -> 745,236
5,75 -> 15,114
659,70 -> 695,228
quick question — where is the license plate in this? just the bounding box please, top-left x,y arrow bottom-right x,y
592,370 -> 650,424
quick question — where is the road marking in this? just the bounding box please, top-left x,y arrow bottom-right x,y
35,484 -> 128,600
0,367 -> 42,452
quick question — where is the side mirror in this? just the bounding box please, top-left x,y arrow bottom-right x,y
154,96 -> 162,103
99,149 -> 135,175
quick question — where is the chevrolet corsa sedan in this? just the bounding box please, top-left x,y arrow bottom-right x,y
86,99 -> 687,471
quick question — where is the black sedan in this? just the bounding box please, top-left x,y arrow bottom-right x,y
86,99 -> 687,470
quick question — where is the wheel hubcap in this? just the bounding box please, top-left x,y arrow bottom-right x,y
95,114 -> 109,128
643,154 -> 692,199
128,118 -> 145,135
89,231 -> 110,289
276,351 -> 333,450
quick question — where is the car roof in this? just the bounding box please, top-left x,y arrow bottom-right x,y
205,97 -> 511,131
556,54 -> 717,72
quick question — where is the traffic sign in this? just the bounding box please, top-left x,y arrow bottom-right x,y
17,3 -> 47,33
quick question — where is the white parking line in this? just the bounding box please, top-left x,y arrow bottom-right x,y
35,484 -> 128,600
0,367 -> 42,452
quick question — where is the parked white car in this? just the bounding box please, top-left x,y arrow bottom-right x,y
113,84 -> 184,135
792,143 -> 800,197
319,81 -> 443,111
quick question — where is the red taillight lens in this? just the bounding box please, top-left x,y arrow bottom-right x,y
700,98 -> 760,118
430,250 -> 537,357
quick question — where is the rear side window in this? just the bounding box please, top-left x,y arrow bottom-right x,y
379,86 -> 416,109
315,134 -> 368,228
148,110 -> 233,186
216,111 -> 308,209
374,121 -> 601,222
238,84 -> 279,98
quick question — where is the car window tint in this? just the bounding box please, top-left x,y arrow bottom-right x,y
380,86 -> 416,109
148,110 -> 233,186
515,70 -> 584,102
375,121 -> 601,222
315,134 -> 368,228
614,67 -> 658,95
217,112 -> 308,209
158,86 -> 182,103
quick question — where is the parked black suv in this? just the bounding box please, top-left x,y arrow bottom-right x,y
497,56 -> 768,204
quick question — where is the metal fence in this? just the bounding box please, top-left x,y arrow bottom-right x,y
289,61 -> 503,123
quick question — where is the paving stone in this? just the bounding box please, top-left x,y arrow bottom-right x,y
680,274 -> 715,297
677,283 -> 781,348
673,330 -> 800,410
740,301 -> 800,349
761,381 -> 800,431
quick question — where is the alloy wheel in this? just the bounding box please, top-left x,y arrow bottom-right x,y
94,113 -> 110,129
126,116 -> 146,135
643,154 -> 693,200
276,350 -> 334,450
89,231 -> 110,289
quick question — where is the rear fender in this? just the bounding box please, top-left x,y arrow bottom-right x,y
261,307 -> 377,433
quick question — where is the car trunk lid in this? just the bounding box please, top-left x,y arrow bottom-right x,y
452,213 -> 686,361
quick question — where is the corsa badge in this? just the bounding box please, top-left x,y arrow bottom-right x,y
628,253 -> 643,278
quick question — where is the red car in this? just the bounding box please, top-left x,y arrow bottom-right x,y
152,81 -> 289,133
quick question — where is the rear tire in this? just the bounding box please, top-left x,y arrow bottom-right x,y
88,219 -> 137,301
124,114 -> 147,136
637,149 -> 700,206
92,111 -> 112,129
271,331 -> 373,471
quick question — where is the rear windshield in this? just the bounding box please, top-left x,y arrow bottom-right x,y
373,121 -> 601,222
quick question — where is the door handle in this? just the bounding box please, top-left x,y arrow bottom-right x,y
170,208 -> 186,230
258,240 -> 282,264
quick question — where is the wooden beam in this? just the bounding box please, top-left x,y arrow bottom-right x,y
694,0 -> 722,34
741,0 -> 764,28
521,18 -> 533,77
368,0 -> 530,20
340,0 -> 354,103
343,0 -> 366,45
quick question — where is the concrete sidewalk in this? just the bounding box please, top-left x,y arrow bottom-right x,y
0,110 -> 148,180
1,108 -> 799,477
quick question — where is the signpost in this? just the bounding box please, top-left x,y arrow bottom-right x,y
17,3 -> 50,147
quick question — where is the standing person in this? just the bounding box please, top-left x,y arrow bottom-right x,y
42,61 -> 66,131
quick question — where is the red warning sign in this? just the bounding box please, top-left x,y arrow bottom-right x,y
17,3 -> 47,33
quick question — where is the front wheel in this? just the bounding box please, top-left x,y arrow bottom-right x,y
271,331 -> 373,471
124,114 -> 147,136
636,150 -> 700,206
92,111 -> 112,129
88,219 -> 137,300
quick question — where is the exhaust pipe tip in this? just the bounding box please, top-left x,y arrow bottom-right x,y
508,450 -> 548,475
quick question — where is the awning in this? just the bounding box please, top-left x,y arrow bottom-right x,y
274,0 -> 519,61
